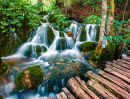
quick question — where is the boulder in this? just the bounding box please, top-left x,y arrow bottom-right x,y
24,45 -> 32,57
66,31 -> 74,37
126,50 -> 130,56
47,26 -> 55,45
0,95 -> 4,99
59,31 -> 64,37
36,45 -> 41,57
15,65 -> 43,92
56,38 -> 67,50
80,27 -> 86,41
81,42 -> 96,52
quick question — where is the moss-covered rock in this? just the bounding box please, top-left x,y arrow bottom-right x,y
40,19 -> 46,23
59,31 -> 64,37
47,26 -> 55,45
80,27 -> 86,41
0,95 -> 4,99
66,31 -> 74,37
56,38 -> 67,50
96,26 -> 100,42
0,63 -> 8,79
15,65 -> 43,92
81,42 -> 96,52
36,45 -> 41,57
41,46 -> 47,52
53,26 -> 59,31
24,45 -> 32,57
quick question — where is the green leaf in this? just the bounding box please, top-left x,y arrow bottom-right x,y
11,28 -> 15,32
107,37 -> 112,41
2,29 -> 8,33
17,23 -> 22,26
95,56 -> 99,58
9,2 -> 14,6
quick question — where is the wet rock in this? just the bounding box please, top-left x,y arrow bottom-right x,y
81,42 -> 96,52
66,31 -> 74,37
24,45 -> 32,57
56,38 -> 67,50
15,66 -> 43,92
126,50 -> 130,56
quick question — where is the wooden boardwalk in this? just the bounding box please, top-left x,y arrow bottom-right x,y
56,56 -> 130,99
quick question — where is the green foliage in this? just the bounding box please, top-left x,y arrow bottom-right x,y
81,42 -> 96,52
15,65 -> 43,91
80,27 -> 86,41
53,26 -> 59,31
84,15 -> 101,24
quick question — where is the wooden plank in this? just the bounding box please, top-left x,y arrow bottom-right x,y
61,92 -> 69,99
67,77 -> 91,99
107,62 -> 130,73
104,68 -> 130,84
61,87 -> 76,99
117,59 -> 130,65
123,57 -> 130,62
57,93 -> 64,99
98,70 -> 130,93
75,76 -> 100,99
105,64 -> 130,77
86,71 -> 130,99
87,79 -> 118,99
113,60 -> 130,69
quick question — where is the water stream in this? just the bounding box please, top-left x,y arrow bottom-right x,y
1,19 -> 107,99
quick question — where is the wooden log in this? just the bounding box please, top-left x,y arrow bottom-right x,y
117,59 -> 130,65
75,76 -> 100,99
113,60 -> 130,69
61,87 -> 76,99
104,68 -> 130,84
61,92 -> 68,99
67,77 -> 91,99
107,62 -> 130,73
87,79 -> 118,99
105,64 -> 130,77
86,71 -> 130,99
98,70 -> 130,92
57,93 -> 64,99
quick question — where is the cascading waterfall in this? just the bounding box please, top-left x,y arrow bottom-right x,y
1,20 -> 108,99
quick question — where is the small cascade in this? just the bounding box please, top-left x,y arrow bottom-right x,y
85,24 -> 97,41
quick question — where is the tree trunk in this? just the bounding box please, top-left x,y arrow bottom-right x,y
56,0 -> 59,6
105,0 -> 115,61
0,57 -> 3,69
94,0 -> 107,59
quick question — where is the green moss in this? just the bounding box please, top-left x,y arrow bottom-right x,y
59,31 -> 64,37
38,11 -> 48,15
24,45 -> 32,57
36,45 -> 41,57
80,27 -> 86,41
47,26 -> 55,45
0,63 -> 8,79
40,19 -> 46,23
81,42 -> 96,52
96,26 -> 100,42
0,95 -> 4,99
53,26 -> 59,31
56,38 -> 67,50
41,46 -> 47,52
15,65 -> 43,92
